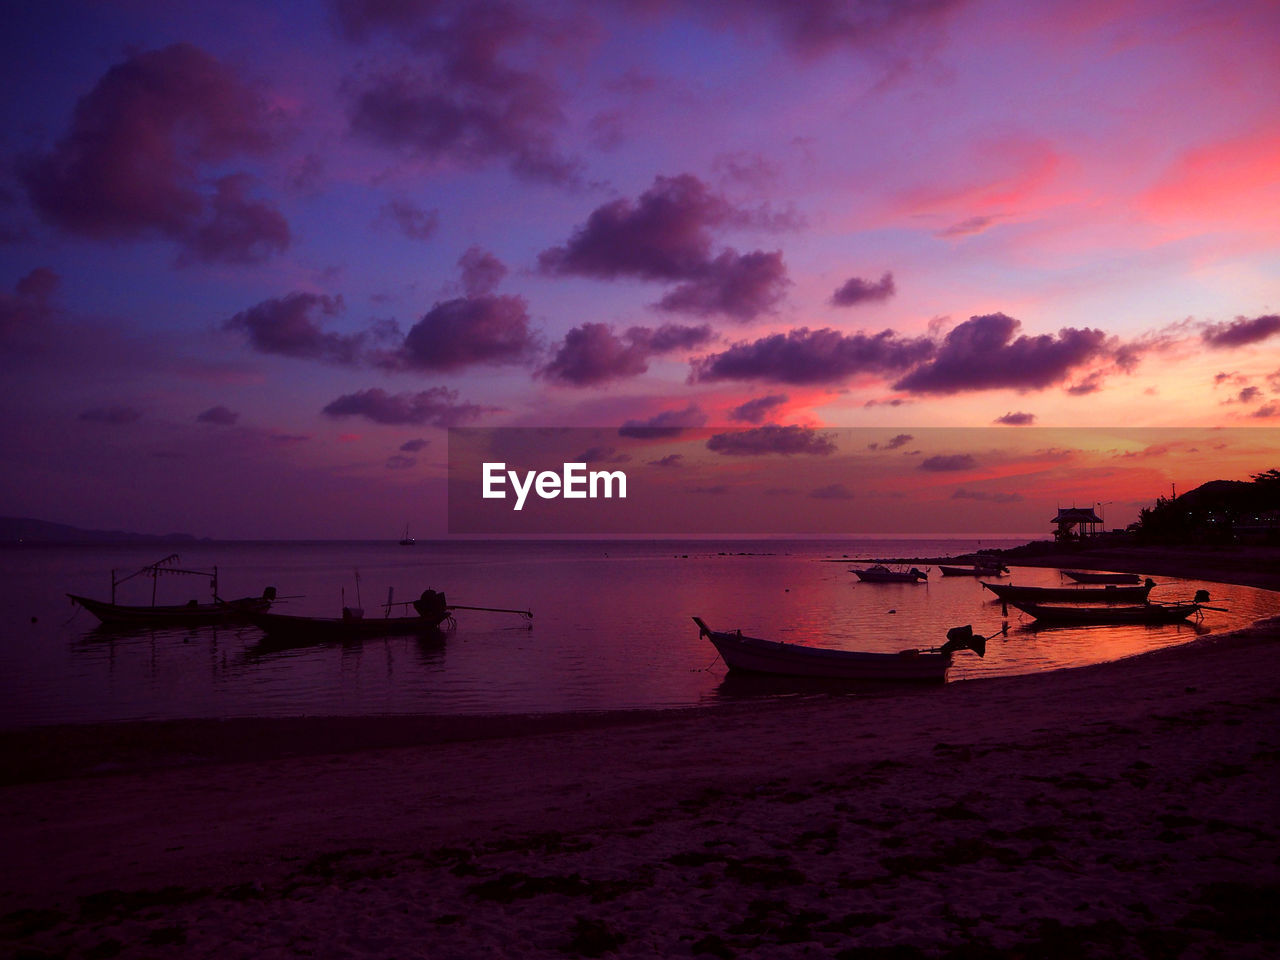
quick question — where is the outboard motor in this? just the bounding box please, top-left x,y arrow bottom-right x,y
1193,589 -> 1210,603
262,586 -> 277,601
941,625 -> 987,658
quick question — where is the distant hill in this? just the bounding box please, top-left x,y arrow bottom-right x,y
1134,471 -> 1279,544
0,517 -> 205,544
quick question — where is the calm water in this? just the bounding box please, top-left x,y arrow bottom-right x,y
1,539 -> 1276,727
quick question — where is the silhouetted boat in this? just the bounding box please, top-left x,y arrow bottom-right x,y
940,564 -> 1008,577
1007,595 -> 1210,624
398,524 -> 415,546
68,554 -> 276,625
693,617 -> 986,682
69,591 -> 275,626
246,589 -> 531,639
1062,570 -> 1143,584
853,564 -> 928,583
982,579 -> 1155,604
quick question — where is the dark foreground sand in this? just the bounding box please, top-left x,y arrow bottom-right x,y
3,559 -> 1279,958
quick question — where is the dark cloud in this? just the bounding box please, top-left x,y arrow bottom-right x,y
395,293 -> 538,371
79,405 -> 142,425
700,0 -> 968,57
543,323 -> 713,387
706,425 -> 837,456
21,44 -> 287,264
383,198 -> 440,242
338,0 -> 580,183
809,483 -> 855,500
691,327 -> 934,385
1252,403 -> 1279,419
542,322 -> 649,386
400,438 -> 430,452
952,488 -> 1023,503
995,411 -> 1036,425
225,293 -> 366,365
728,394 -> 788,424
322,387 -> 494,427
539,174 -> 731,281
868,433 -> 914,450
459,247 -> 508,297
196,405 -> 239,425
0,267 -> 58,339
893,313 -> 1110,394
830,271 -> 895,307
648,453 -> 684,468
539,174 -> 790,321
1236,386 -> 1262,404
920,454 -> 977,471
656,249 -> 788,320
619,404 -> 708,437
1065,371 -> 1104,395
629,322 -> 715,353
1201,314 -> 1280,349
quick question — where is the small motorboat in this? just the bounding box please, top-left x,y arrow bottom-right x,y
1062,570 -> 1143,585
982,579 -> 1155,604
853,564 -> 928,583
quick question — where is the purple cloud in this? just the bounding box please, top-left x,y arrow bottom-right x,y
459,247 -> 508,297
322,387 -> 494,427
226,293 -> 366,365
1201,314 -> 1280,349
196,405 -> 239,425
868,433 -> 914,450
396,293 -> 538,371
691,327 -> 935,385
830,271 -> 895,307
400,438 -> 430,452
79,405 -> 142,425
809,483 -> 855,500
706,425 -> 837,456
995,411 -> 1036,425
573,445 -> 632,464
543,323 -> 713,387
542,323 -> 649,386
386,454 -> 417,470
656,249 -> 788,320
648,453 -> 684,468
339,0 -> 580,185
539,174 -> 790,320
1,267 -> 58,339
920,454 -> 977,471
893,313 -> 1110,394
619,404 -> 708,437
728,394 -> 788,424
21,44 -> 287,264
382,198 -> 440,242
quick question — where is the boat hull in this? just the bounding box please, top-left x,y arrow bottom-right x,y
982,582 -> 1153,603
1008,601 -> 1200,624
700,624 -> 951,682
1062,570 -> 1143,585
245,610 -> 449,638
69,594 -> 272,626
940,565 -> 1006,577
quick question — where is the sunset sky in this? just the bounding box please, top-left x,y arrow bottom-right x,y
2,0 -> 1277,538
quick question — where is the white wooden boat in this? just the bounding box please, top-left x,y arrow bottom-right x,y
693,617 -> 985,682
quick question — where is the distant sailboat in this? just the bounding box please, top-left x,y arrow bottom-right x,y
399,524 -> 415,546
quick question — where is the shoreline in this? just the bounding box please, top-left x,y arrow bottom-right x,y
3,547 -> 1278,957
3,545 -> 1277,787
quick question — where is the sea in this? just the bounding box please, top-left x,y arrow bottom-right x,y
1,538 -> 1276,728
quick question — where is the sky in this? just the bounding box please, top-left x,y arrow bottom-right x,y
1,0 -> 1277,538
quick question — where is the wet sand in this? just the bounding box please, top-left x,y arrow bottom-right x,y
3,556 -> 1278,958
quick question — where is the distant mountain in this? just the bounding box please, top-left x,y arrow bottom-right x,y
0,517 -> 205,544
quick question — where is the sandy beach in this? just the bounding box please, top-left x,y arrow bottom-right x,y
3,554 -> 1278,958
